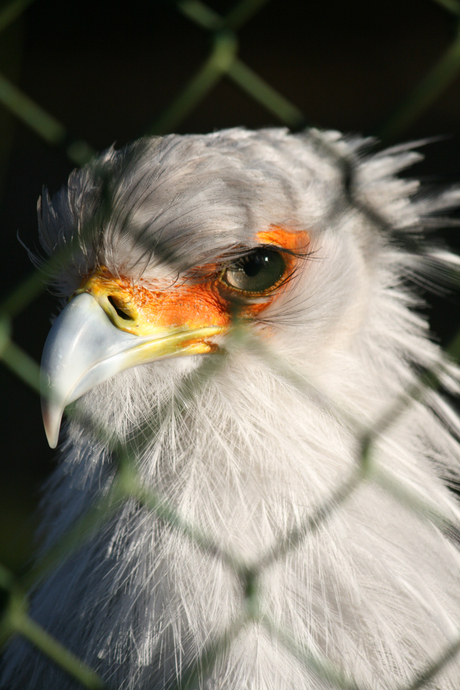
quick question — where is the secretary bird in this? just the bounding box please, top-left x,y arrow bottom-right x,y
3,127 -> 460,689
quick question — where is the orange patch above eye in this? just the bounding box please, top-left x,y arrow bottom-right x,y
256,226 -> 310,253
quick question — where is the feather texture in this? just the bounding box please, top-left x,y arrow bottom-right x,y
3,127 -> 460,689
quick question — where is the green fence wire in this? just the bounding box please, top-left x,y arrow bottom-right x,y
1,0 -> 460,688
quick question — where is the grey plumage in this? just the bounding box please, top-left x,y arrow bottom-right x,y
3,127 -> 460,689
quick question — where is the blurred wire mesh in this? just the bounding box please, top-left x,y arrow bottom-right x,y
1,0 -> 460,687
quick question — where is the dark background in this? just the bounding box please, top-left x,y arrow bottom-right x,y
1,0 -> 460,570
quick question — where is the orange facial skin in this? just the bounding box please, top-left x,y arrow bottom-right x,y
256,227 -> 309,251
75,226 -> 310,336
76,269 -> 231,336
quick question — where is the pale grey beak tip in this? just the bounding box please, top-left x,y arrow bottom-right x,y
41,399 -> 61,449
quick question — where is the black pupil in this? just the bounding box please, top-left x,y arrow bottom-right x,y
243,253 -> 270,277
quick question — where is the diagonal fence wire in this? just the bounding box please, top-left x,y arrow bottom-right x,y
1,0 -> 460,688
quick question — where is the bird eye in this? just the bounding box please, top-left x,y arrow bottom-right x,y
221,249 -> 286,294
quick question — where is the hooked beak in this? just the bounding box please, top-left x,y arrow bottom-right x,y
41,292 -> 225,448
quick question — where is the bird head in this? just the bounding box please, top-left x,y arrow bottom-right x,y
38,128 -> 457,449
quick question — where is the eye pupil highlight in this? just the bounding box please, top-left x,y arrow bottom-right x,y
221,249 -> 286,294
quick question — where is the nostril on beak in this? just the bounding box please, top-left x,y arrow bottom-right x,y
108,296 -> 135,321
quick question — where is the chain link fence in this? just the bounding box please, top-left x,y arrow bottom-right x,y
1,0 -> 460,687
